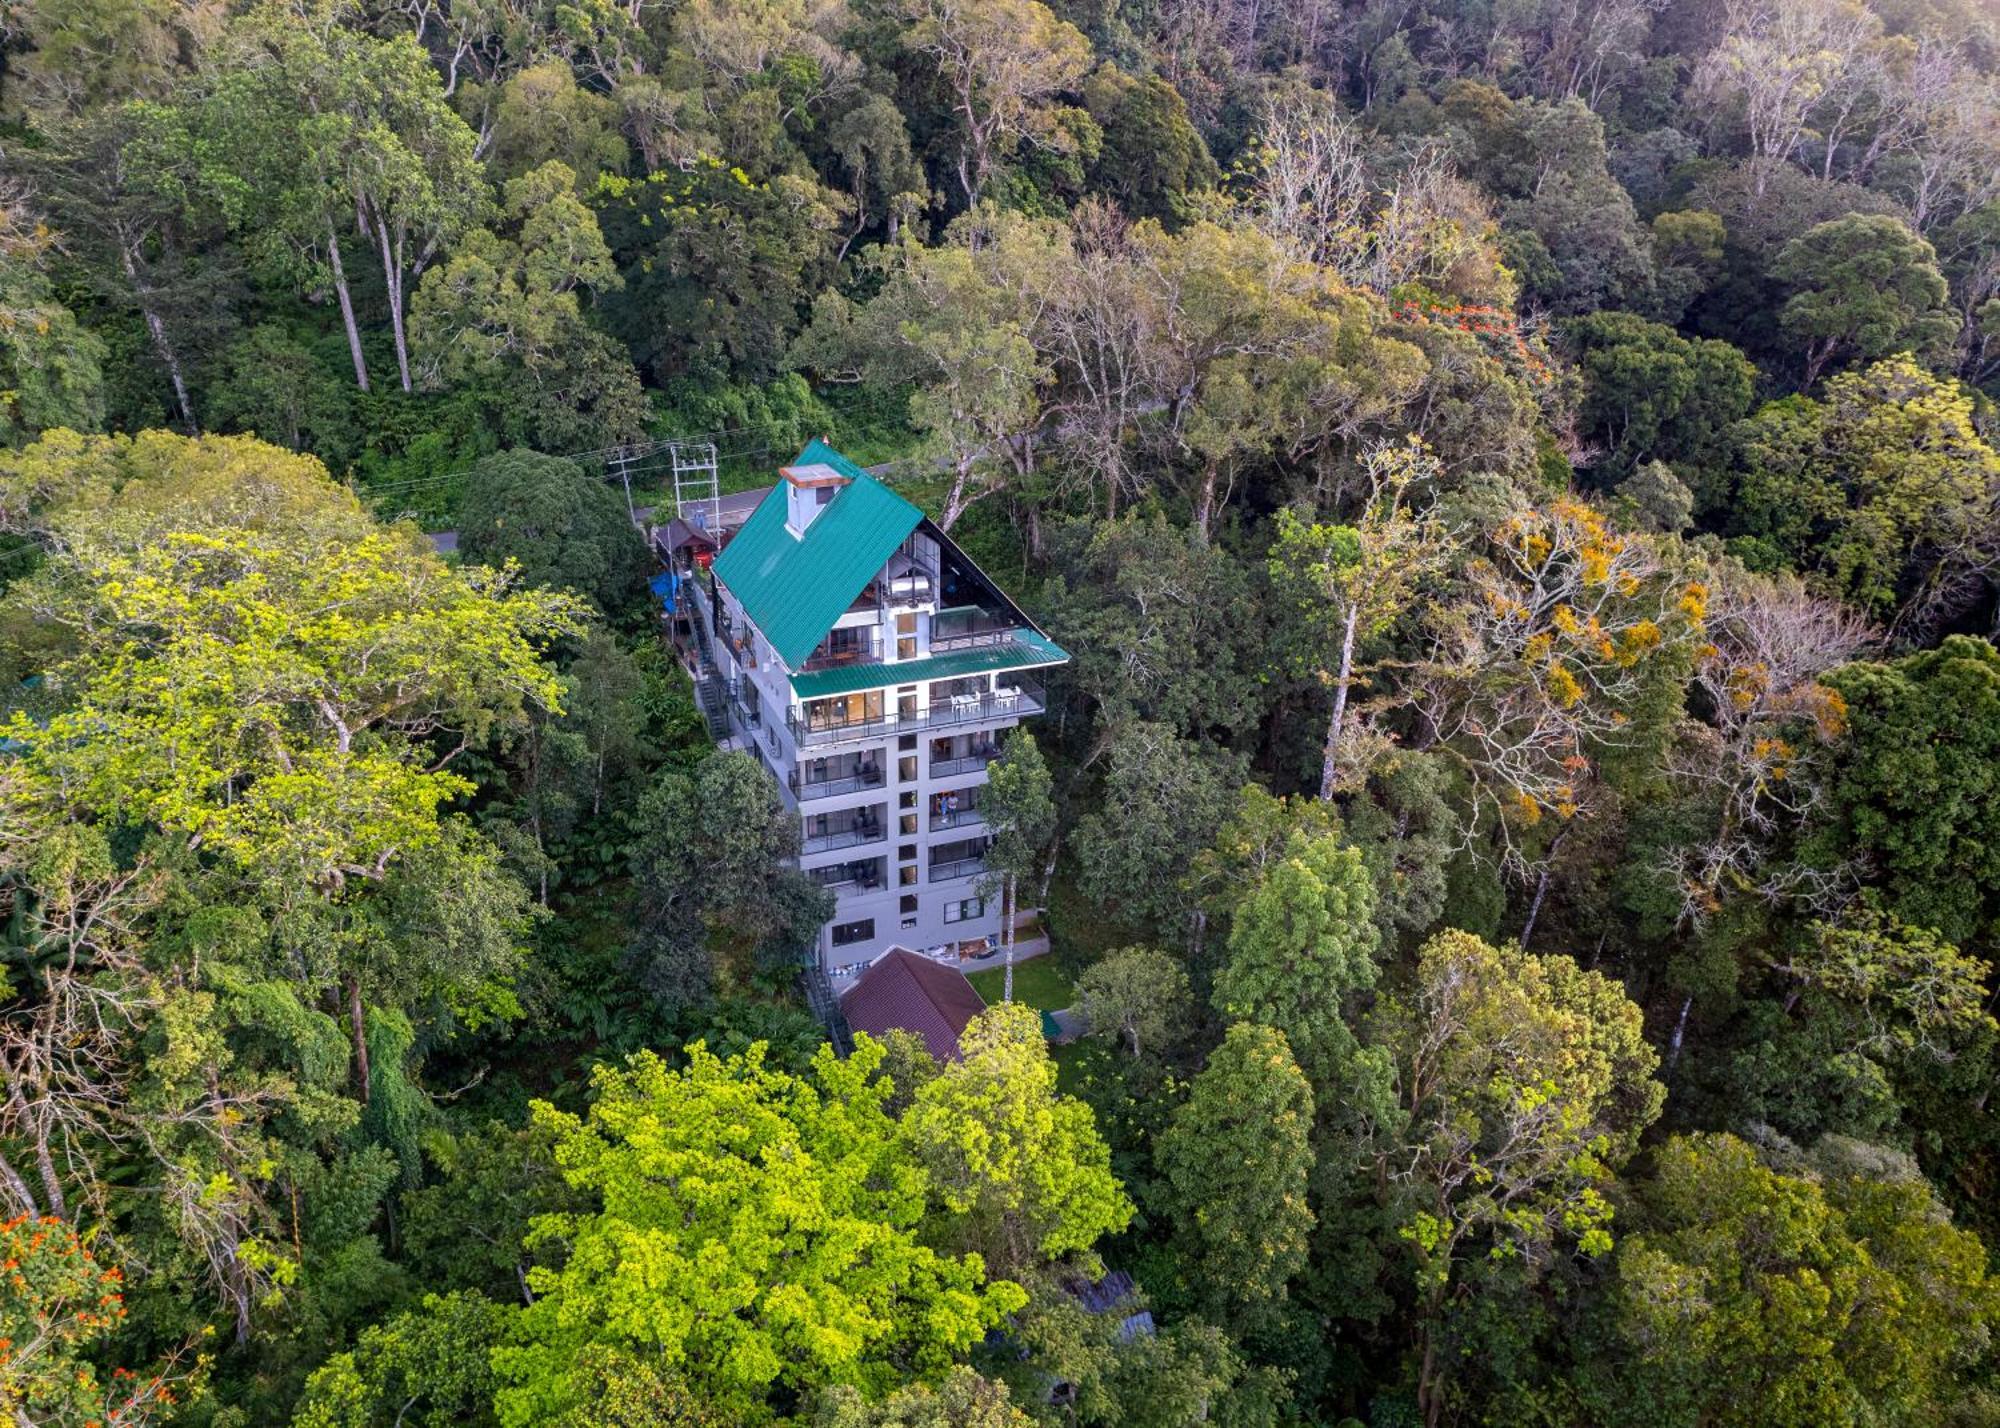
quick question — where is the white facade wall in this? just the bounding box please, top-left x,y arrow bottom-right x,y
703,548 -> 1033,976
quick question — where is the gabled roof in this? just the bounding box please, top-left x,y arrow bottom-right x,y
839,949 -> 988,1063
709,441 -> 921,669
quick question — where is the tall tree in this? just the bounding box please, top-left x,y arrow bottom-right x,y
215,15 -> 487,393
1770,214 -> 1960,386
1210,829 -> 1381,1088
1154,1021 -> 1316,1328
898,1003 -> 1132,1276
980,728 -> 1056,1001
1268,436 -> 1451,799
895,0 -> 1094,208
1596,1133 -> 1997,1428
493,1039 -> 1026,1423
1373,930 -> 1663,1426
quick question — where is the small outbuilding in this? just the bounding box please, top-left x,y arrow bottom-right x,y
838,948 -> 988,1062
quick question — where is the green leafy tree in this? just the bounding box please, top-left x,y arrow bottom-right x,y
980,728 -> 1056,1000
627,750 -> 831,1010
1373,929 -> 1664,1425
456,449 -> 648,616
599,160 -> 846,385
492,1038 -> 1026,1424
815,1368 -> 1032,1427
895,0 -> 1094,208
292,1291 -> 512,1427
1596,1133 -> 1999,1428
1078,68 -> 1218,224
1073,947 -> 1193,1061
213,16 -> 487,393
1730,356 -> 2000,625
409,162 -> 646,451
1771,214 -> 1960,386
3,432 -> 581,896
1071,721 -> 1239,934
1155,1022 -> 1316,1328
1042,511 -> 1265,738
1817,635 -> 2000,945
1564,311 -> 1756,477
0,204 -> 107,446
1210,829 -> 1381,1088
792,206 -> 1066,528
205,324 -> 360,467
899,1002 -> 1132,1276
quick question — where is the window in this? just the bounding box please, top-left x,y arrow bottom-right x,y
897,613 -> 916,634
900,894 -> 919,914
944,898 -> 986,925
831,919 -> 874,947
899,791 -> 917,809
815,485 -> 837,506
900,813 -> 918,835
899,865 -> 919,887
901,917 -> 918,930
899,734 -> 917,751
898,755 -> 917,782
899,843 -> 917,861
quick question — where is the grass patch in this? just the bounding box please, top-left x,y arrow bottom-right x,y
967,957 -> 1075,1012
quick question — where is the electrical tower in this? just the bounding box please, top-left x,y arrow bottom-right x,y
670,441 -> 720,534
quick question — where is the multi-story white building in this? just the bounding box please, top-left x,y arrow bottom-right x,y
667,440 -> 1068,979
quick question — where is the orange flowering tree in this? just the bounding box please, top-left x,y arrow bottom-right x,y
0,1215 -> 203,1425
1417,498 -> 1705,867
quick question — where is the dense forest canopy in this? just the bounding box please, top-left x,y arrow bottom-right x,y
6,0 -> 2000,1422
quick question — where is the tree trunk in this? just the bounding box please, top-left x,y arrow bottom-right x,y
0,1150 -> 38,1217
940,458 -> 975,531
1001,873 -> 1015,1002
1192,464 -> 1218,543
347,976 -> 371,1105
1319,603 -> 1361,800
1664,994 -> 1694,1081
1520,866 -> 1550,948
1418,1312 -> 1443,1428
374,216 -> 414,393
120,238 -> 197,432
327,228 -> 371,392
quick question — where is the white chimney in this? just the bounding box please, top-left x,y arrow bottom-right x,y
781,462 -> 848,537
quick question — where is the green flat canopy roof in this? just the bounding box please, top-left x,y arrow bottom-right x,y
789,629 -> 1069,700
709,439 -> 923,670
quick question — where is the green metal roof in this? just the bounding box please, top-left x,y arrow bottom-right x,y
788,629 -> 1069,699
709,442 -> 923,669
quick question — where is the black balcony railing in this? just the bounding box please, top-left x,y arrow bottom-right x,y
793,767 -> 886,802
802,823 -> 887,855
928,856 -> 987,883
808,860 -> 885,891
930,805 -> 984,832
930,751 -> 998,779
790,680 -> 1044,749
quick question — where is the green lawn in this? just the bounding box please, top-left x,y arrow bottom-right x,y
967,957 -> 1075,1013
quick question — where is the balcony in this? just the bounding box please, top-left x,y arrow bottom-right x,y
803,823 -> 887,855
800,629 -> 881,674
930,607 -> 1020,653
930,804 -> 984,832
929,855 -> 988,883
808,857 -> 886,892
790,679 -> 1044,749
931,750 -> 998,779
792,766 -> 886,802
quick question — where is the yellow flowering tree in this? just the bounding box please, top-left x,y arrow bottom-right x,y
1418,497 -> 1705,865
